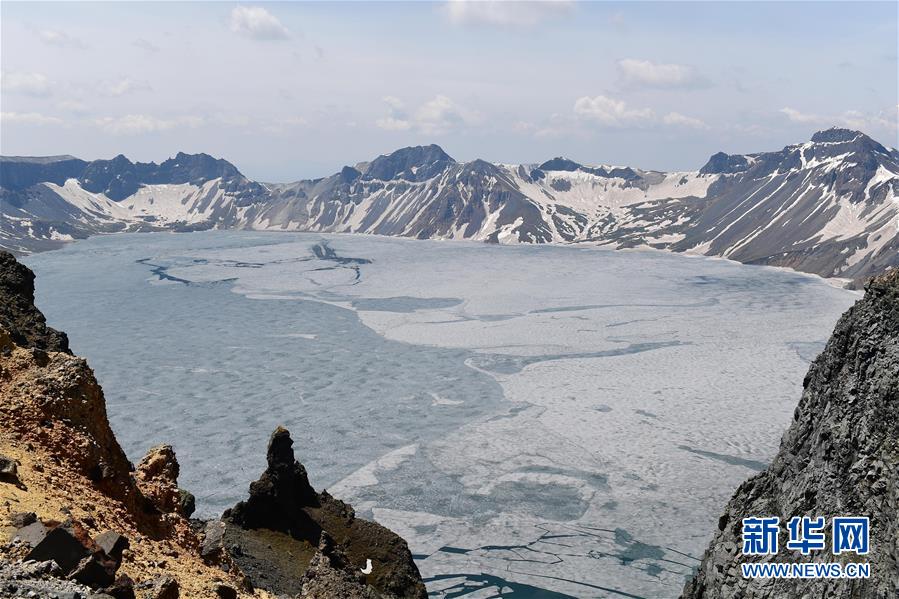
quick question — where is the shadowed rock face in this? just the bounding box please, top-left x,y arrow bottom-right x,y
299,532 -> 380,599
363,145 -> 455,182
225,426 -> 322,539
0,251 -> 69,353
0,253 -> 192,529
224,427 -> 428,599
682,270 -> 899,598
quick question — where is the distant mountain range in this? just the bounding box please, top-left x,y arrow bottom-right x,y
1,127 -> 897,284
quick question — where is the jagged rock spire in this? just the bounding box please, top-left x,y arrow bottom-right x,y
223,427 -> 321,541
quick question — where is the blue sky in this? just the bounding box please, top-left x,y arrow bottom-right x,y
1,1 -> 896,181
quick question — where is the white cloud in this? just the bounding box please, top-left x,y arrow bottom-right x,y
617,58 -> 706,89
1,71 -> 52,97
57,100 -> 90,115
383,96 -> 405,111
376,96 -> 412,131
414,95 -> 478,134
443,0 -> 574,27
779,106 -> 898,132
94,114 -> 204,135
376,117 -> 413,131
99,78 -> 152,97
230,6 -> 290,40
727,123 -> 773,137
1,112 -> 64,126
663,111 -> 709,129
779,107 -> 822,124
573,95 -> 655,127
838,107 -> 898,132
279,116 -> 308,127
376,95 -> 478,135
133,38 -> 160,53
512,115 -> 579,139
573,95 -> 708,131
261,115 -> 309,134
39,29 -> 87,49
214,113 -> 252,127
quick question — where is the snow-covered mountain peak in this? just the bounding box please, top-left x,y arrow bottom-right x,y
362,144 -> 455,182
537,157 -> 583,172
810,127 -> 868,144
699,128 -> 897,184
2,132 -> 897,283
699,151 -> 753,175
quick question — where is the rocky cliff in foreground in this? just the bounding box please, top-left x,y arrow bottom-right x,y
0,251 -> 426,598
0,251 -> 69,354
682,270 -> 899,598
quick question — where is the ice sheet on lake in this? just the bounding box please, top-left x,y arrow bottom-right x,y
24,231 -> 858,598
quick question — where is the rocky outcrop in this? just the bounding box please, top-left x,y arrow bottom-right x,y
0,558 -> 103,598
682,270 -> 899,598
0,253 -> 245,595
225,427 -> 320,536
223,427 -> 428,599
0,251 -> 69,353
299,533 -> 379,599
135,445 -> 195,519
0,252 -> 428,598
0,326 -> 141,510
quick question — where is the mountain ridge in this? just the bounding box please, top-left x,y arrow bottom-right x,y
2,127 -> 897,284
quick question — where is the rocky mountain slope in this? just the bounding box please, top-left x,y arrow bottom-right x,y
682,269 -> 899,598
0,251 -> 426,598
2,128 -> 897,283
221,427 -> 426,599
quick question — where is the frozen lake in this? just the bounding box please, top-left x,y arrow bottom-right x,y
24,231 -> 857,598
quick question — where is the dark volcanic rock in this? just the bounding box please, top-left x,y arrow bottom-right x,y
200,520 -> 225,563
68,553 -> 116,587
224,426 -> 321,539
94,531 -> 129,563
0,251 -> 70,353
223,427 -> 427,599
0,558 -> 96,599
682,269 -> 899,598
176,489 -> 196,519
0,455 -> 18,483
103,574 -> 136,599
135,575 -> 179,599
298,533 -> 378,599
8,511 -> 37,528
25,525 -> 91,574
14,521 -> 49,546
212,582 -> 237,599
